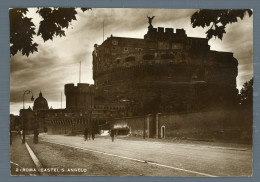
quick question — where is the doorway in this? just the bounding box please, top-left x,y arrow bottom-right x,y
161,125 -> 165,139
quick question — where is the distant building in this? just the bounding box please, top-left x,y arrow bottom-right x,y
33,91 -> 49,114
32,87 -> 127,134
19,107 -> 35,134
10,114 -> 21,131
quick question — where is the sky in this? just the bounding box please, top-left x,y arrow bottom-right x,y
10,8 -> 253,115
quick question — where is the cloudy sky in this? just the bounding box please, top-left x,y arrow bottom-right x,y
10,8 -> 253,115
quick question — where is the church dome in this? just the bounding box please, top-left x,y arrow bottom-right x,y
33,91 -> 49,111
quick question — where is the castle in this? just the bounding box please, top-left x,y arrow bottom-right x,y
17,18 -> 239,137
92,19 -> 238,115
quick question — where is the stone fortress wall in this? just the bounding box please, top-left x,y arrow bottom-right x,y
92,26 -> 238,115
65,83 -> 94,110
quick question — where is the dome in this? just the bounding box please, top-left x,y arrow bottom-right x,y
33,91 -> 49,111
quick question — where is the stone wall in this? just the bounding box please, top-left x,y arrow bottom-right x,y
156,108 -> 252,142
111,108 -> 252,143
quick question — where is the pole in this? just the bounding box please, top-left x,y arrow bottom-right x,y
22,90 -> 34,144
143,116 -> 146,139
22,120 -> 25,143
79,61 -> 81,83
89,88 -> 93,138
23,93 -> 25,109
103,20 -> 104,42
61,91 -> 62,109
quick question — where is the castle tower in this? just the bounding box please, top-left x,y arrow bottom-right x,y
91,18 -> 238,115
64,83 -> 94,110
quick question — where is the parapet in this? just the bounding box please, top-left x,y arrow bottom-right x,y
165,28 -> 174,34
65,83 -> 94,95
176,29 -> 186,34
158,27 -> 164,34
144,26 -> 187,40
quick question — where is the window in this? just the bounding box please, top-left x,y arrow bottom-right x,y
125,56 -> 135,62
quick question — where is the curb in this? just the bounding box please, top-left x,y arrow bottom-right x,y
24,140 -> 47,176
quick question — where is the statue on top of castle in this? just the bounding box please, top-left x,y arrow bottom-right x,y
147,16 -> 155,27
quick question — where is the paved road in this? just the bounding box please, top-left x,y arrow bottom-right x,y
36,134 -> 252,177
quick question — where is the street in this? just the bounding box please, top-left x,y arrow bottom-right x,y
15,133 -> 251,177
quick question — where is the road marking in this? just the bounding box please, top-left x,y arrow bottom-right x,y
42,140 -> 218,177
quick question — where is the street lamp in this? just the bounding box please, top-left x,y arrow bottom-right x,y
22,90 -> 34,144
23,90 -> 34,109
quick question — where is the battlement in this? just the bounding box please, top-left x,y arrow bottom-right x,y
65,83 -> 94,95
144,26 -> 187,40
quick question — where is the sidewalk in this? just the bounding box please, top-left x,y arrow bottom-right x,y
10,133 -> 39,176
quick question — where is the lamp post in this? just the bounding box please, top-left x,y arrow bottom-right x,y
22,90 -> 34,144
23,90 -> 34,109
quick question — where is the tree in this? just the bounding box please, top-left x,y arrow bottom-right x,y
239,78 -> 253,107
9,8 -> 90,57
191,9 -> 252,40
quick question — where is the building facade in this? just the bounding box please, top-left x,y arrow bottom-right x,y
92,24 -> 238,115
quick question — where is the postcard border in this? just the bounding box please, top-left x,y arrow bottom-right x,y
1,0 -> 259,182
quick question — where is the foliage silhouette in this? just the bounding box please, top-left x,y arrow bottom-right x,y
239,78 -> 253,108
10,8 -> 90,57
191,9 -> 252,40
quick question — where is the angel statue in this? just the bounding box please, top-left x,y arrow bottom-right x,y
147,16 -> 155,26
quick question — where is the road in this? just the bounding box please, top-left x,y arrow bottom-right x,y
26,134 -> 252,177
